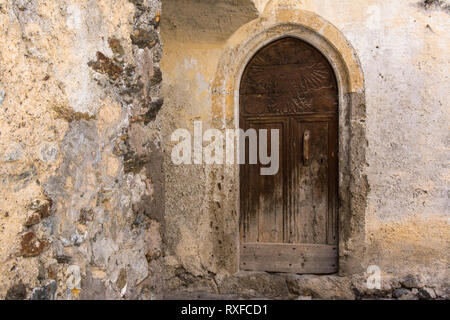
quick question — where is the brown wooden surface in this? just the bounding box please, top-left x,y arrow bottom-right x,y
240,243 -> 338,274
239,37 -> 339,274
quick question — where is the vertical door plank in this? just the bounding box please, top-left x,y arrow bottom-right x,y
240,119 -> 285,243
289,119 -> 329,244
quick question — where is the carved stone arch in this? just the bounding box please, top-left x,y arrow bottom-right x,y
210,11 -> 367,276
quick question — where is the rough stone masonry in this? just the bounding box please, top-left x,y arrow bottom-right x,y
0,0 -> 449,300
0,0 -> 164,299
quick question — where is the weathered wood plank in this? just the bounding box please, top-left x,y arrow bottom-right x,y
240,119 -> 286,243
240,243 -> 338,274
290,120 -> 329,244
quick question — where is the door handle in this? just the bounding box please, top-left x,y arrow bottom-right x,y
303,130 -> 310,166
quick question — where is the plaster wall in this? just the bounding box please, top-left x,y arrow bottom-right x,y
160,0 -> 449,294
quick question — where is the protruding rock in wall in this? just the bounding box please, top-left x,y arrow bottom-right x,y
0,0 -> 164,299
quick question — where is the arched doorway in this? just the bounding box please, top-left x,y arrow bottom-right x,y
239,37 -> 339,274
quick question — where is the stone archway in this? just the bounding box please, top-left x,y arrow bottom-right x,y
210,9 -> 368,276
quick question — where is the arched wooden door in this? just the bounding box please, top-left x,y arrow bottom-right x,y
239,37 -> 339,274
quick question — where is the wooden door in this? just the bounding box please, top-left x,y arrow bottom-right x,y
239,37 -> 339,274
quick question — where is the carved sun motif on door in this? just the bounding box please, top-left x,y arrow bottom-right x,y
240,38 -> 337,115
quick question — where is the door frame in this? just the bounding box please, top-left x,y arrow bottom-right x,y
211,17 -> 367,276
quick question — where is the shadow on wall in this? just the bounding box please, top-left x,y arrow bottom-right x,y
418,0 -> 450,13
162,0 -> 259,43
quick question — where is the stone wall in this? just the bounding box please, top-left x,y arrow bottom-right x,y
0,0 -> 164,299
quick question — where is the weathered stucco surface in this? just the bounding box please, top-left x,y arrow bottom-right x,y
0,0 -> 448,300
160,0 -> 449,298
